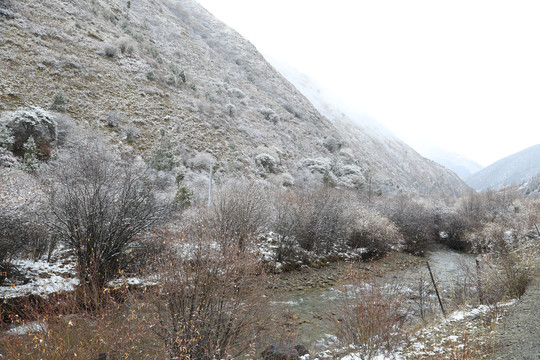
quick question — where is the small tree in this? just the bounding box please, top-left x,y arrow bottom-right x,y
21,137 -> 40,171
175,172 -> 192,209
209,181 -> 269,249
43,142 -> 169,290
49,91 -> 66,113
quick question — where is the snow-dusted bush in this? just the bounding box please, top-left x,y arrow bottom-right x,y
189,151 -> 214,171
271,186 -> 352,253
0,121 -> 15,166
301,157 -> 330,174
207,180 -> 270,249
53,113 -> 75,146
0,170 -> 50,278
226,103 -> 237,117
1,107 -> 57,159
105,111 -> 122,127
478,239 -> 539,303
103,43 -> 118,58
347,206 -> 403,257
259,107 -> 280,124
333,274 -> 407,360
255,152 -> 278,174
123,124 -> 139,143
228,87 -> 245,99
118,36 -> 136,56
376,195 -> 437,255
323,136 -> 342,153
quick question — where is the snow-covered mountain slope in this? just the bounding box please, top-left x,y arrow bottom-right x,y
466,144 -> 540,191
0,0 -> 469,196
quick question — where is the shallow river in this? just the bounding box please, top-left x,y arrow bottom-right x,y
269,245 -> 477,351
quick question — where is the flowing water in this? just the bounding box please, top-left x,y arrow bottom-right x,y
269,245 -> 477,351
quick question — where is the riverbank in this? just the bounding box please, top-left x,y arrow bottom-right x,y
272,250 -> 426,292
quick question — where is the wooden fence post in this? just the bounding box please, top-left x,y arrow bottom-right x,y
426,260 -> 446,318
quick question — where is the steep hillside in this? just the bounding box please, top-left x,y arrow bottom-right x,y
269,60 -> 470,196
466,144 -> 540,191
0,0 -> 468,196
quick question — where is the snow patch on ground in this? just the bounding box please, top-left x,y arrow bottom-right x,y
1,257 -> 78,299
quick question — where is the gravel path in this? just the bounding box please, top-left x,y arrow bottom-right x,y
487,276 -> 540,360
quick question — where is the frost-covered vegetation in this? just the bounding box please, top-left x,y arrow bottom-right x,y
1,113 -> 539,359
0,0 -> 537,356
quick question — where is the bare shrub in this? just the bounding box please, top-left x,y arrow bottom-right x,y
189,151 -> 214,170
151,240 -> 268,359
53,113 -> 75,146
0,170 -> 53,278
478,242 -> 538,303
208,180 -> 270,249
103,43 -> 118,58
376,195 -> 436,255
123,124 -> 139,143
272,186 -> 351,253
435,208 -> 472,251
118,37 -> 136,56
105,111 -> 122,127
41,141 -> 170,290
347,206 -> 403,258
331,271 -> 407,360
269,191 -> 306,265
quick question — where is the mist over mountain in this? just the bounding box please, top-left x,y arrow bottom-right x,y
268,59 -> 470,196
412,144 -> 484,180
466,144 -> 540,191
0,0 -> 469,196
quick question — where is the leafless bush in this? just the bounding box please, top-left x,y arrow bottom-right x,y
331,271 -> 407,360
208,180 -> 270,249
41,141 -> 171,290
118,37 -> 136,56
376,195 -> 436,255
435,208 -> 472,251
53,113 -> 75,146
347,206 -> 403,258
151,240 -> 268,359
123,124 -> 139,143
477,241 -> 538,303
0,170 -> 53,279
272,186 -> 351,253
103,43 -> 118,58
105,111 -> 122,127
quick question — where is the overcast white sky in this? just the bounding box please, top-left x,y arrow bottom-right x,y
197,0 -> 540,167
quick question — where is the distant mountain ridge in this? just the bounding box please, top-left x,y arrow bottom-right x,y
465,144 -> 540,191
412,145 -> 483,180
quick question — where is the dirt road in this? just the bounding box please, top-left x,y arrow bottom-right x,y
487,277 -> 540,360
